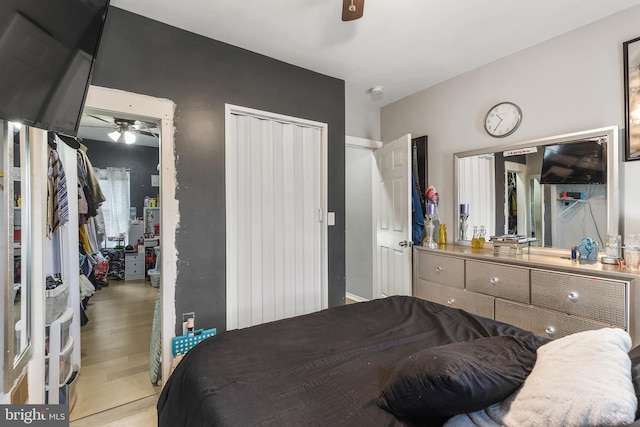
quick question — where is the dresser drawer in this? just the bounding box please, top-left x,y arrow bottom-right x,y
415,280 -> 494,319
125,252 -> 143,261
531,270 -> 627,327
125,260 -> 143,272
495,299 -> 618,340
466,261 -> 530,303
125,266 -> 144,275
415,252 -> 465,289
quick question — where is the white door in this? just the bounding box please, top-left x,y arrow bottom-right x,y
225,105 -> 328,330
374,134 -> 412,298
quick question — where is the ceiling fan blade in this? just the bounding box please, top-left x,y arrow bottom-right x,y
87,114 -> 112,123
132,121 -> 159,138
342,0 -> 364,21
132,129 -> 158,138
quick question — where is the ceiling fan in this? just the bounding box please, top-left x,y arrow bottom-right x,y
342,0 -> 364,21
84,114 -> 159,144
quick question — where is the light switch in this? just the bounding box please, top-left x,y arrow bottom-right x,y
328,212 -> 335,226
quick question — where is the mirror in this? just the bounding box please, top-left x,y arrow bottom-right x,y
454,126 -> 619,251
2,121 -> 32,391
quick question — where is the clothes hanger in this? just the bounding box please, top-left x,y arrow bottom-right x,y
47,132 -> 57,149
56,133 -> 81,150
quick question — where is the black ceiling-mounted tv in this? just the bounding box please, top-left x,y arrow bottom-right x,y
0,0 -> 110,137
540,139 -> 606,185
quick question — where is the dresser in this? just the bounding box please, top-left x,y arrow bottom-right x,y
125,251 -> 145,281
413,245 -> 640,345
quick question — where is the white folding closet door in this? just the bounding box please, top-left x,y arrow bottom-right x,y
226,108 -> 327,331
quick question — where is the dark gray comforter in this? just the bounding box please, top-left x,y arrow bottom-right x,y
158,296 -> 640,426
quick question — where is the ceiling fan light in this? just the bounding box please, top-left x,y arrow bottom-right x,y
108,130 -> 121,142
123,130 -> 136,144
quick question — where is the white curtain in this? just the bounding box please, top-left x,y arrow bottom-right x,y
458,155 -> 496,237
96,167 -> 131,246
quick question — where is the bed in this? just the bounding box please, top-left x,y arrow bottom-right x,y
158,296 -> 640,427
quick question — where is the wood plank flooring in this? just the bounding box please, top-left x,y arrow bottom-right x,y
69,278 -> 161,425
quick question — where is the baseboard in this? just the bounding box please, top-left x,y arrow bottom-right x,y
346,292 -> 368,303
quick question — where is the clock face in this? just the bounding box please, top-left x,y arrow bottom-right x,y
484,102 -> 522,137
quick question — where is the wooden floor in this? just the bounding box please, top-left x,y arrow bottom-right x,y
69,278 -> 161,426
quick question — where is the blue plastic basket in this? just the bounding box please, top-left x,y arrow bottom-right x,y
171,328 -> 216,356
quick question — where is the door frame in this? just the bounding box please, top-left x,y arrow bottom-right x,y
345,136 -> 381,302
81,86 -> 176,385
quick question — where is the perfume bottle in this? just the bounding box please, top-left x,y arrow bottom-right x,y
471,226 -> 479,249
439,224 -> 447,245
479,226 -> 486,248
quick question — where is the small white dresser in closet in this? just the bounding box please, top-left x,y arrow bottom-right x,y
125,250 -> 145,280
45,307 -> 77,406
413,245 -> 640,346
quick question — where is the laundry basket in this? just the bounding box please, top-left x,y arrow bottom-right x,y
148,269 -> 160,288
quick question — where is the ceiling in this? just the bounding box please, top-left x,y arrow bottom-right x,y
78,112 -> 160,147
79,0 -> 640,144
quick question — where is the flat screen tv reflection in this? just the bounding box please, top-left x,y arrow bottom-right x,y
0,0 -> 110,136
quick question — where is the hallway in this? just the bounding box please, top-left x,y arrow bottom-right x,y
69,278 -> 160,426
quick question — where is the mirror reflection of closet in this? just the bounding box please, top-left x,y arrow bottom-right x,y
78,110 -> 161,266
2,121 -> 32,391
74,109 -> 162,413
454,126 -> 620,251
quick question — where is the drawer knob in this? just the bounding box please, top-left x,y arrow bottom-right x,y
435,266 -> 443,273
545,326 -> 555,337
490,277 -> 499,285
567,292 -> 579,302
447,298 -> 455,305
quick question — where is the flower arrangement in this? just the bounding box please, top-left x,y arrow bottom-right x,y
425,185 -> 439,205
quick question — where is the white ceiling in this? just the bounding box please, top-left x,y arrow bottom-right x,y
81,0 -> 640,143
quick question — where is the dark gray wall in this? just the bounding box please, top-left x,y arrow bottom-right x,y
91,7 -> 346,334
82,139 -> 159,218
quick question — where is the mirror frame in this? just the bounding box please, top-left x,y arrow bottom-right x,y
2,121 -> 32,392
453,126 -> 620,252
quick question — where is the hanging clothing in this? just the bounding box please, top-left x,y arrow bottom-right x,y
149,288 -> 162,385
77,149 -> 106,219
93,209 -> 106,247
47,146 -> 69,237
79,224 -> 91,255
411,174 -> 424,245
79,273 -> 95,300
85,216 -> 101,255
78,182 -> 88,215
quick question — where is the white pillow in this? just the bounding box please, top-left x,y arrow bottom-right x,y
445,328 -> 638,427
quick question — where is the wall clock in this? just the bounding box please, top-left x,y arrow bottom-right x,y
484,102 -> 522,138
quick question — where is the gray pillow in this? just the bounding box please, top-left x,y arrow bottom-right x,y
378,335 -> 538,418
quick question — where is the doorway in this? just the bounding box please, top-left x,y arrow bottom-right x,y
345,143 -> 376,301
504,161 -> 528,236
71,86 -> 176,417
344,135 -> 413,302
